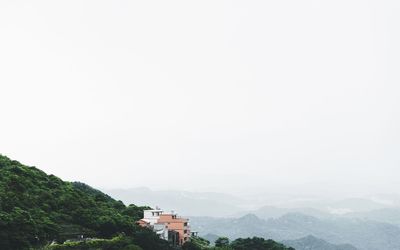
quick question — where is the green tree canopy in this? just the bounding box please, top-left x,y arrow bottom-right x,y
0,154 -> 172,250
215,237 -> 230,247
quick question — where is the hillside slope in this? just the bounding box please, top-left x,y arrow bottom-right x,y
0,155 -> 169,250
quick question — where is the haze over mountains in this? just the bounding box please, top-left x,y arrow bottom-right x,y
106,187 -> 400,217
190,213 -> 400,250
107,187 -> 400,250
105,188 -> 246,217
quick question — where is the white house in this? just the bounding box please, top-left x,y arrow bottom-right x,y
142,209 -> 164,225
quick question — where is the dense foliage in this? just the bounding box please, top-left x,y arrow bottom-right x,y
0,155 -> 171,250
215,237 -> 229,247
230,237 -> 294,250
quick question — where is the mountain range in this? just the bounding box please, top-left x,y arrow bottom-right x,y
107,188 -> 400,219
190,212 -> 400,250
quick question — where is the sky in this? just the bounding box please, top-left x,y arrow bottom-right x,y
0,0 -> 399,196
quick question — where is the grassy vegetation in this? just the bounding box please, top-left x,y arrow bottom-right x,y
44,235 -> 142,250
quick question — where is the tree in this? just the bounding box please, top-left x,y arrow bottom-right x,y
230,237 -> 294,250
182,241 -> 202,250
215,237 -> 230,247
182,236 -> 211,250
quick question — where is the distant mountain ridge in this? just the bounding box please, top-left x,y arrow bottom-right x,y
235,205 -> 333,220
106,187 -> 400,221
282,235 -> 358,250
190,212 -> 400,250
345,207 -> 400,226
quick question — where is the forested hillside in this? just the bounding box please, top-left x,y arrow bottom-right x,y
0,154 -> 170,250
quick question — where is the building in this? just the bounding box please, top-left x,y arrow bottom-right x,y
142,209 -> 164,225
158,213 -> 190,245
137,209 -> 190,246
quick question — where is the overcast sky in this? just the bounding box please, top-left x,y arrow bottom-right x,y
0,0 -> 399,196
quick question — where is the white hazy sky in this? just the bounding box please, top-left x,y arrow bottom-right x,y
0,0 -> 399,196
